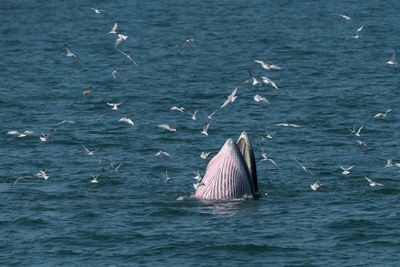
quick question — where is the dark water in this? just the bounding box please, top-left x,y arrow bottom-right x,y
1,0 -> 400,265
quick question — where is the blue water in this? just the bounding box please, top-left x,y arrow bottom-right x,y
1,0 -> 400,265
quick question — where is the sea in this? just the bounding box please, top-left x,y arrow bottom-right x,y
1,0 -> 400,266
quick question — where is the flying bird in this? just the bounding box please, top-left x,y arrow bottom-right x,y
7,130 -> 34,138
356,140 -> 368,153
310,181 -> 326,191
90,169 -> 104,183
157,124 -> 178,132
200,151 -> 216,159
339,164 -> 354,175
155,150 -> 171,157
89,7 -> 106,13
253,94 -> 270,104
64,44 -> 78,59
276,123 -> 302,128
181,38 -> 194,50
40,129 -> 54,142
117,49 -> 138,65
241,70 -> 263,86
83,87 -> 92,98
169,106 -> 186,112
365,176 -> 384,187
107,102 -> 125,110
221,88 -> 238,108
109,23 -> 118,34
259,145 -> 277,166
261,76 -> 279,89
81,145 -> 98,155
57,120 -> 75,125
185,108 -> 200,120
345,26 -> 364,41
99,158 -> 124,173
35,170 -> 49,180
385,159 -> 393,168
294,158 -> 317,178
374,108 -> 392,118
203,109 -> 218,120
348,124 -> 364,137
162,170 -> 170,183
386,49 -> 397,67
96,112 -> 108,122
115,34 -> 128,48
339,14 -> 351,20
254,60 -> 281,70
201,122 -> 210,136
119,117 -> 134,125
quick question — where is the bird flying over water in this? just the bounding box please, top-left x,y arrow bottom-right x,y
254,60 -> 281,70
253,94 -> 270,104
169,106 -> 186,112
157,124 -> 178,132
155,150 -> 171,157
115,34 -> 128,48
339,164 -> 354,175
339,14 -> 351,20
200,151 -> 216,159
386,49 -> 397,67
181,38 -> 194,50
185,108 -> 200,120
203,109 -> 218,120
107,102 -> 124,110
365,176 -> 384,187
348,124 -> 364,137
119,117 -> 134,125
83,87 -> 92,98
109,23 -> 118,34
89,7 -> 106,14
294,158 -> 317,178
276,123 -> 302,128
81,145 -> 98,155
261,76 -> 279,89
345,26 -> 364,41
35,170 -> 49,180
201,122 -> 210,136
221,88 -> 238,108
117,49 -> 138,65
64,44 -> 78,59
7,130 -> 34,138
310,180 -> 326,191
374,108 -> 392,118
40,129 -> 54,142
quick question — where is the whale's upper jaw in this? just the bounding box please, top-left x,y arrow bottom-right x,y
236,131 -> 258,193
194,133 -> 258,200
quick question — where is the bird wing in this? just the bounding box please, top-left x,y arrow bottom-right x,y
390,49 -> 396,62
344,36 -> 354,41
357,26 -> 364,33
365,176 -> 373,183
112,23 -> 118,32
269,65 -> 281,70
357,125 -> 364,134
260,96 -> 270,104
81,145 -> 90,153
203,122 -> 210,132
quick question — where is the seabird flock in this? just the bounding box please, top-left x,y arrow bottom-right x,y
6,8 -> 397,192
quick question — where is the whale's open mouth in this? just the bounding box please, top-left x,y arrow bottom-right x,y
194,131 -> 258,200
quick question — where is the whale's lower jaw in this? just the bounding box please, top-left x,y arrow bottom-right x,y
194,134 -> 257,200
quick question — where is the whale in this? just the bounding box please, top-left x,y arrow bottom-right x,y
194,131 -> 258,200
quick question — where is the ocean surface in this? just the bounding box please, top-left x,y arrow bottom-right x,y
1,0 -> 400,265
